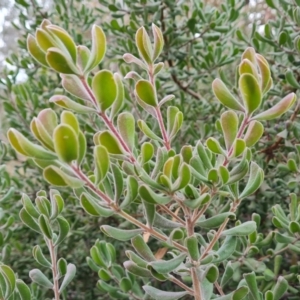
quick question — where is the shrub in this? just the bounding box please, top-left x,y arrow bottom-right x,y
2,17 -> 299,300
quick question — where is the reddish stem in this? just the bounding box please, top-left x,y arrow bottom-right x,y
155,106 -> 171,150
100,112 -> 136,162
80,77 -> 136,162
148,66 -> 171,150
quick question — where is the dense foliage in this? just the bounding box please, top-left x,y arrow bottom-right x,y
0,1 -> 300,299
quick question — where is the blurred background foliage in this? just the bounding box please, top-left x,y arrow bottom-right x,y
0,0 -> 300,299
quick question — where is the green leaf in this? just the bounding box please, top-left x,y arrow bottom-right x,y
154,62 -> 165,76
153,213 -> 182,229
120,176 -> 138,209
101,226 -> 143,241
27,34 -> 48,67
77,131 -> 86,165
131,235 -> 156,262
110,73 -> 125,119
244,272 -> 261,300
22,193 -> 40,219
0,265 -> 15,298
167,106 -> 182,137
213,235 -> 237,264
16,279 -> 31,300
143,201 -> 155,228
111,163 -> 123,203
253,93 -> 296,121
90,245 -> 106,268
30,118 -> 54,150
148,253 -> 186,274
53,124 -> 78,163
7,128 -> 57,160
126,250 -> 148,268
172,163 -> 191,191
152,24 -> 164,61
143,286 -> 188,300
98,269 -> 111,281
43,166 -> 84,188
29,269 -> 53,289
256,54 -> 271,93
46,24 -> 77,62
206,137 -> 225,155
184,193 -> 211,209
265,0 -> 276,8
239,73 -> 262,115
61,74 -> 93,102
120,277 -> 132,293
185,236 -> 200,261
36,108 -> 58,135
38,214 -> 53,239
138,120 -> 163,142
77,45 -> 90,71
221,110 -> 239,151
196,142 -> 213,170
57,258 -> 67,277
59,264 -> 76,293
94,145 -> 110,184
288,244 -> 300,254
19,208 -> 41,233
216,287 -> 249,300
197,212 -> 235,229
221,262 -> 234,287
135,27 -> 153,64
80,193 -> 114,217
141,142 -> 154,164
212,79 -> 244,112
46,48 -> 79,74
239,59 -> 258,78
228,157 -> 249,184
181,146 -> 193,163
273,277 -> 288,300
117,112 -> 135,150
123,261 -> 152,277
206,265 -> 219,283
139,185 -> 172,205
35,27 -> 55,51
208,168 -> 218,183
123,53 -> 147,70
230,139 -> 246,158
219,166 -> 230,184
274,232 -> 295,244
92,70 -> 117,111
33,245 -> 51,268
285,69 -> 300,89
244,120 -> 264,147
242,47 -> 256,64
240,162 -> 264,199
55,216 -> 70,246
61,111 -> 79,133
97,131 -> 123,154
135,80 -> 157,107
222,221 -> 256,236
289,221 -> 300,234
265,291 -> 274,300
85,25 -> 106,72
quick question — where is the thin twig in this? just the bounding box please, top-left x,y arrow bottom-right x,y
200,201 -> 240,260
169,275 -> 194,295
49,240 -> 60,300
72,165 -> 188,252
215,282 -> 225,296
158,205 -> 185,225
